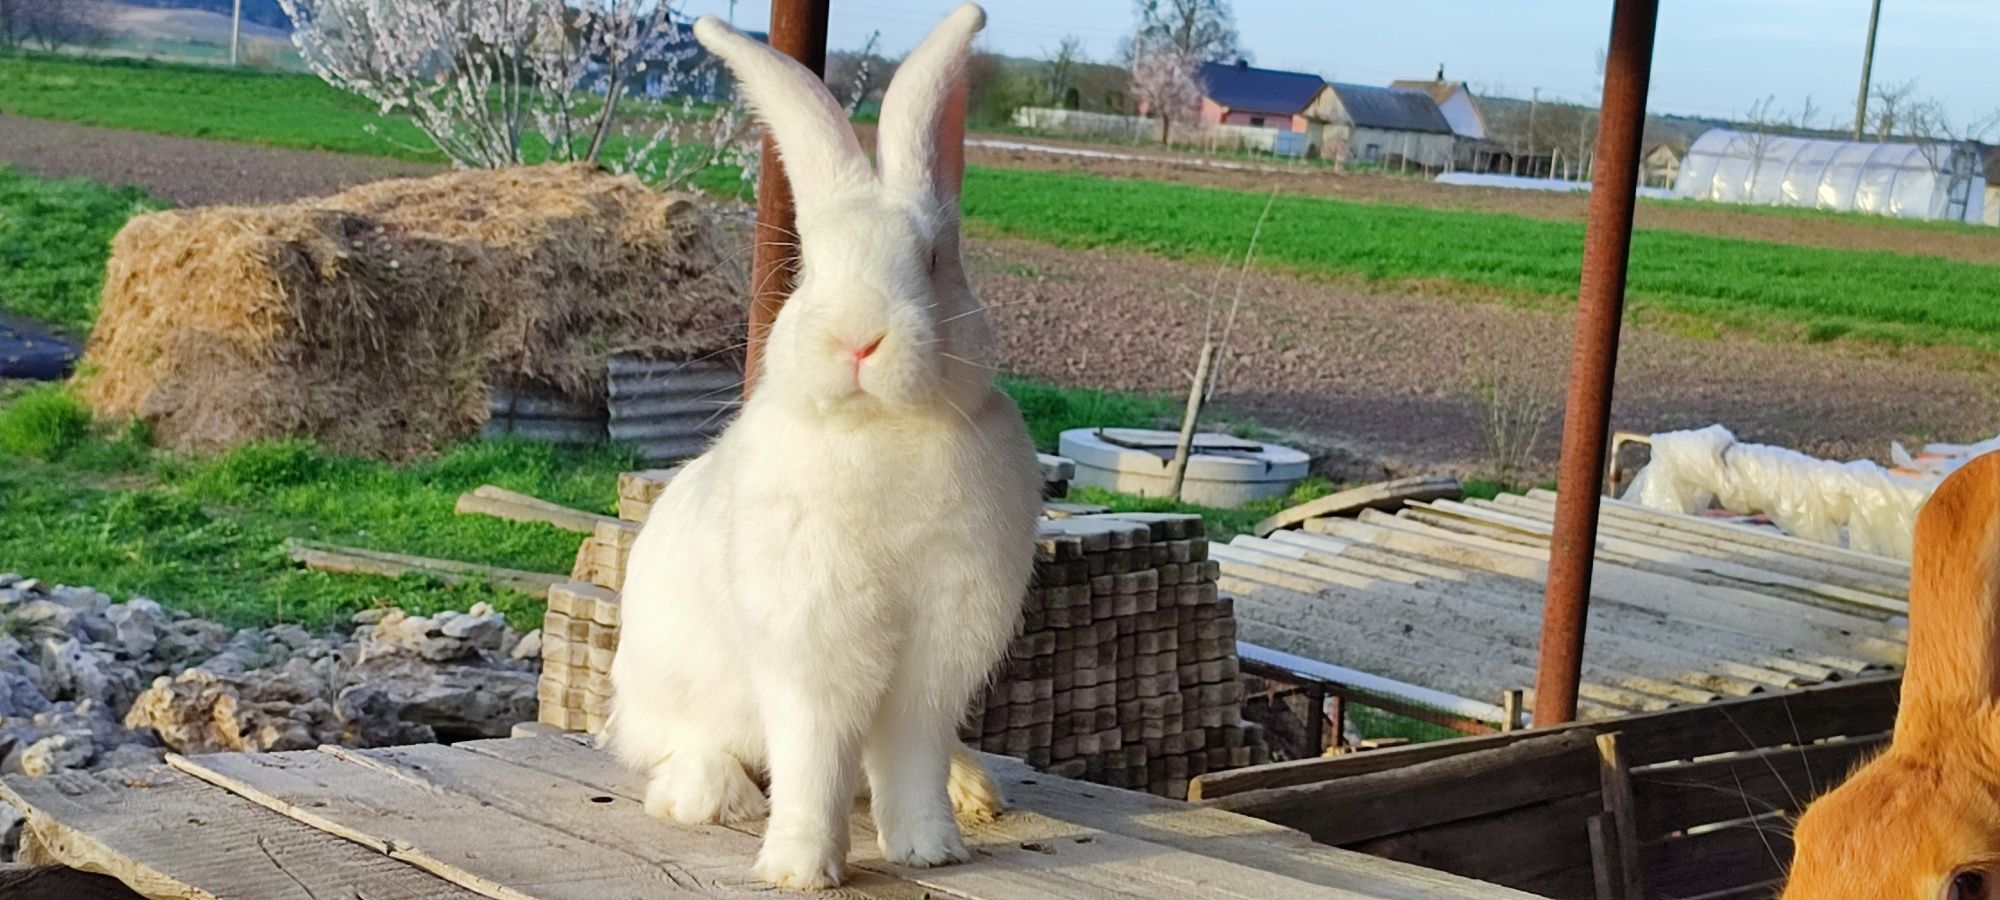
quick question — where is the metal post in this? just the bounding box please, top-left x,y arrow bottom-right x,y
1533,0 -> 1659,727
231,0 -> 243,66
744,0 -> 831,398
1852,0 -> 1883,139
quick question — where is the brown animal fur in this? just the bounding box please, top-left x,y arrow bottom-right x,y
1784,449 -> 2000,898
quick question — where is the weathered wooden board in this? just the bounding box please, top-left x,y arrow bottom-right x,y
0,765 -> 481,900
458,485 -> 620,534
1641,820 -> 1792,899
170,750 -> 749,900
1628,733 -> 1889,838
1251,476 -> 1464,538
464,735 -> 1544,900
1203,733 -> 1600,848
1191,676 -> 1900,800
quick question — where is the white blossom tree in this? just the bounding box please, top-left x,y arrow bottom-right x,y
278,0 -> 753,188
1130,46 -> 1200,144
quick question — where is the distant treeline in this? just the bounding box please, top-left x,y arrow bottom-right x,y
123,0 -> 292,31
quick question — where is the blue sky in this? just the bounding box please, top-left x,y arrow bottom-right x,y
680,0 -> 2000,129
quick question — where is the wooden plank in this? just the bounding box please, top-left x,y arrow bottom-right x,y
1203,732 -> 1601,847
1324,513 -> 1908,659
320,744 -> 923,899
1642,821 -> 1792,900
457,485 -> 619,534
1345,793 -> 1601,889
462,736 -> 1488,900
1225,540 -> 1803,698
1594,735 -> 1641,900
1574,491 -> 1910,578
1190,676 -> 1900,800
1419,500 -> 1905,616
284,539 -> 565,598
1263,531 -> 1859,684
977,754 -> 1545,900
169,750 -> 737,900
1629,733 -> 1889,839
1252,476 -> 1463,538
0,766 -> 479,900
1493,493 -> 1907,598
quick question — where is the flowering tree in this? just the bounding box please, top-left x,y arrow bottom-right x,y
278,0 -> 753,188
1129,46 -> 1200,144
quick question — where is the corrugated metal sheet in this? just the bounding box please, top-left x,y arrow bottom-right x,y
607,355 -> 742,462
483,384 -> 607,444
1328,83 -> 1454,134
1218,489 -> 1906,724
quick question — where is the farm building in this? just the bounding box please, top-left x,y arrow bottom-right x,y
1674,129 -> 1987,224
1323,82 -> 1456,170
1641,141 -> 1682,188
1391,71 -> 1510,171
1194,60 -> 1335,154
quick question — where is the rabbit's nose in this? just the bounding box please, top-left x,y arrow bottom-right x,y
847,333 -> 886,363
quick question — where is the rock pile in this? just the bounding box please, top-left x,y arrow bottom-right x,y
0,573 -> 541,858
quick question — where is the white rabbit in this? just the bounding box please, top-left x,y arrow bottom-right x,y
605,3 -> 1041,891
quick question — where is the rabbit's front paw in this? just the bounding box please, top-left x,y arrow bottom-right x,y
879,818 -> 972,869
753,833 -> 845,891
644,752 -> 767,825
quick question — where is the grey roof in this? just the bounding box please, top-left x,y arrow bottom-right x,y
1327,83 -> 1453,134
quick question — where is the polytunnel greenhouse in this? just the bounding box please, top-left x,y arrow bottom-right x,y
1672,128 -> 1988,224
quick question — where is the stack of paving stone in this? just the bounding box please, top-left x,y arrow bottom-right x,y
539,468 -> 1268,800
960,514 -> 1265,799
536,581 -> 620,732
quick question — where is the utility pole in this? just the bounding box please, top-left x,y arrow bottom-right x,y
1852,0 -> 1882,139
231,0 -> 243,66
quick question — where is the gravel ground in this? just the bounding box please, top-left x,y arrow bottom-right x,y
6,115 -> 1997,476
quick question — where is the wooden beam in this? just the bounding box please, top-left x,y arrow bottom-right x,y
284,539 -> 564,598
455,485 -> 619,534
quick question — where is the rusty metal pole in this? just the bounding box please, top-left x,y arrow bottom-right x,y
1533,0 -> 1659,726
744,0 -> 831,398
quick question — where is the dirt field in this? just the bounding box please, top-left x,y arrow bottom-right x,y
6,116 -> 1997,477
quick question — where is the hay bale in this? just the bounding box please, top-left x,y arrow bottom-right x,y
79,164 -> 743,457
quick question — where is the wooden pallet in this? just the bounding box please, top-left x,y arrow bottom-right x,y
1,735 -> 1542,900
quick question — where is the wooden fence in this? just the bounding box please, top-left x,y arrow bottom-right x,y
1193,676 -> 1899,899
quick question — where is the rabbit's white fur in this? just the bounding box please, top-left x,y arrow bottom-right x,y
606,3 -> 1039,891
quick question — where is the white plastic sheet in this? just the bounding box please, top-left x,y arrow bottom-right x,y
1891,433 -> 2000,478
1623,425 -> 1936,560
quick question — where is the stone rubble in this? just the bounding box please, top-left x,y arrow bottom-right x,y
0,572 -> 541,859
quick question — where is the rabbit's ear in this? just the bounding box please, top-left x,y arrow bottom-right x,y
1900,449 -> 2000,741
875,3 -> 984,207
693,17 -> 873,206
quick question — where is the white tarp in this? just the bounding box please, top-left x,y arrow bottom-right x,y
1674,129 -> 1987,224
1624,425 -> 1937,560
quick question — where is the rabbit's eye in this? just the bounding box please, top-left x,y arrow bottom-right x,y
1949,870 -> 1989,900
929,250 -> 939,273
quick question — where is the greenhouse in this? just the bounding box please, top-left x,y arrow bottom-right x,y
1672,128 -> 1988,224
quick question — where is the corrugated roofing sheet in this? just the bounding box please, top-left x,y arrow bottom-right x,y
1329,83 -> 1454,134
